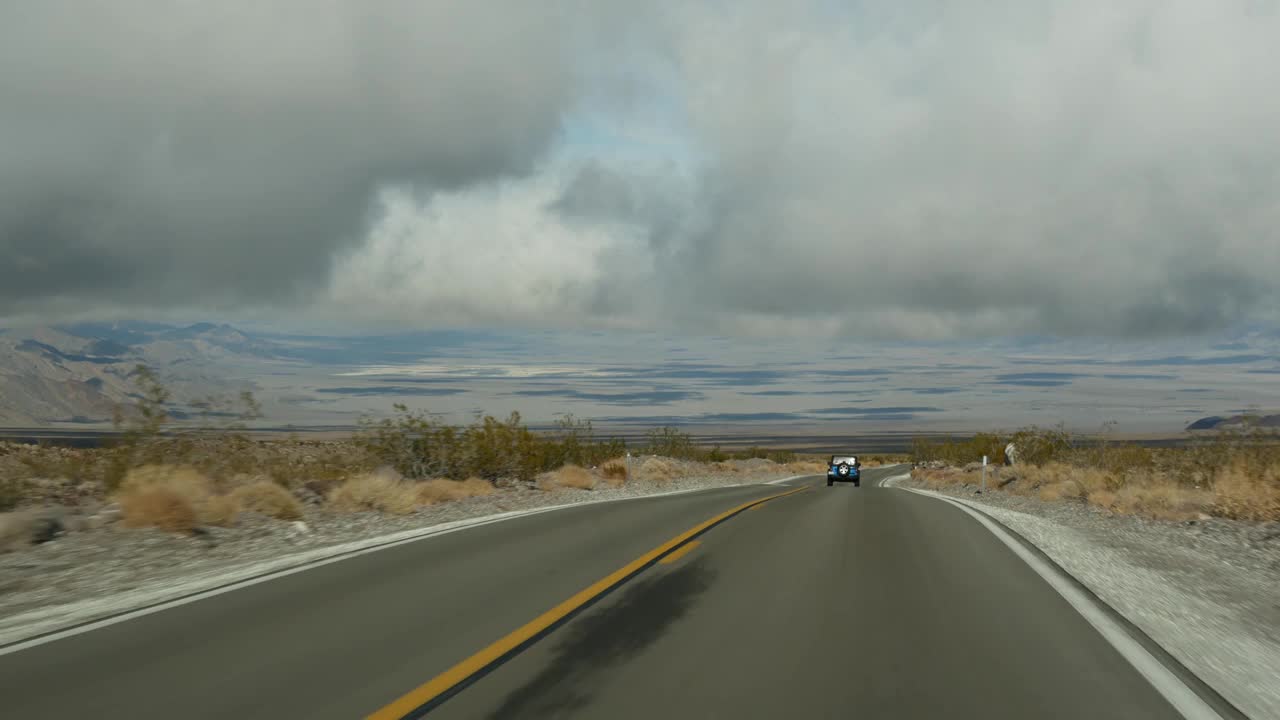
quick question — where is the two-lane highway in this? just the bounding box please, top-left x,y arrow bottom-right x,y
0,466 -> 1230,718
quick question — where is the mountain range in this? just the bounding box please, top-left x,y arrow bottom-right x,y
0,322 -> 286,426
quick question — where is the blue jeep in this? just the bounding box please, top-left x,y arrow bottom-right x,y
827,455 -> 861,487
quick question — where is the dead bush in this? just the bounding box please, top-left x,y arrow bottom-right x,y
600,459 -> 628,482
1213,461 -> 1280,521
328,469 -> 418,514
0,510 -> 41,552
117,465 -> 238,527
0,476 -> 26,512
784,461 -> 827,475
119,487 -> 199,532
1095,483 -> 1213,521
539,465 -> 595,491
230,480 -> 303,521
416,477 -> 495,505
636,457 -> 677,483
1038,480 -> 1084,502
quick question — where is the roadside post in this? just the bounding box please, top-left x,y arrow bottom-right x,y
981,455 -> 988,493
626,452 -> 632,484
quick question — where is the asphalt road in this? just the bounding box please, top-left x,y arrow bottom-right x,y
1,466 -> 1212,719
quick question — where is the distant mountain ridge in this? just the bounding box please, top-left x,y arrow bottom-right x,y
0,322 -> 282,426
1187,413 -> 1280,431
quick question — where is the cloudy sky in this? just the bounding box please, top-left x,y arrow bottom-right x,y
3,0 -> 1277,341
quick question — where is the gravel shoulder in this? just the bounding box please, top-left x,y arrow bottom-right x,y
0,471 -> 796,647
893,476 -> 1280,720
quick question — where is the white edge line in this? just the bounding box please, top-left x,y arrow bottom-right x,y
881,472 -> 910,487
895,484 -> 1224,720
0,480 -> 777,655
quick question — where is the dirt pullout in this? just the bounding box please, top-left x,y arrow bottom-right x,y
894,476 -> 1280,720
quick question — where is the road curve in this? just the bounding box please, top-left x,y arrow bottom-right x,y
0,466 -> 1222,719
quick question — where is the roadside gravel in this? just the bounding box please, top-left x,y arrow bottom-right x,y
0,471 -> 795,647
893,476 -> 1280,720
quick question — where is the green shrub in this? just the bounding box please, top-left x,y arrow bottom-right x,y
0,476 -> 26,512
355,406 -> 630,482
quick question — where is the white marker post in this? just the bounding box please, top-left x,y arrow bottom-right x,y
625,452 -> 632,484
981,455 -> 988,493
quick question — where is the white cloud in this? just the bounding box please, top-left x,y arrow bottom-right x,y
326,166 -> 658,330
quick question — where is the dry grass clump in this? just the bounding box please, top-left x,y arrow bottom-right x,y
855,455 -> 910,469
1,510 -> 42,552
635,457 -> 678,483
1213,461 -> 1280,521
229,480 -> 303,521
539,465 -> 596,491
329,470 -> 495,512
599,459 -> 628,483
119,486 -> 199,532
116,465 -> 239,530
0,475 -> 26,512
915,461 -> 1223,521
910,466 -> 967,489
1038,480 -> 1085,502
327,469 -> 419,515
1090,482 -> 1213,521
784,461 -> 826,475
416,477 -> 495,505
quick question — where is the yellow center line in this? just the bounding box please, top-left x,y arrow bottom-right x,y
658,539 -> 701,564
367,486 -> 807,719
756,484 -> 813,503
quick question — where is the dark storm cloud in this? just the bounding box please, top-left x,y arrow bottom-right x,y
0,1 -> 584,314
4,1 -> 1280,343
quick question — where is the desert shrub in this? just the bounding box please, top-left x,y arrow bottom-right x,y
727,445 -> 797,463
636,457 -> 678,483
913,430 -> 1280,521
784,461 -> 827,475
1039,480 -> 1084,502
0,476 -> 26,512
910,466 -> 966,489
600,459 -> 628,481
543,415 -> 627,469
912,428 -> 1070,467
116,465 -> 238,527
230,480 -> 303,520
328,469 -> 418,514
119,486 -> 199,532
539,465 -> 595,491
1091,444 -> 1155,473
1091,481 -> 1213,521
102,365 -> 267,490
641,427 -> 697,459
416,477 -> 495,505
1213,461 -> 1280,521
1008,426 -> 1074,466
911,433 -> 1007,466
355,405 -> 628,482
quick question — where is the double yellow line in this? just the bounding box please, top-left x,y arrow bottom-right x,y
369,485 -> 807,719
